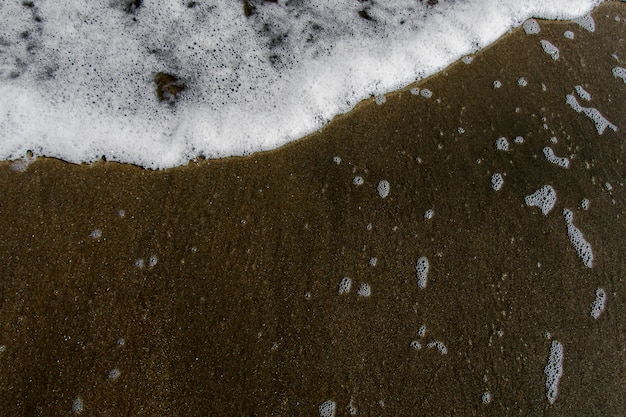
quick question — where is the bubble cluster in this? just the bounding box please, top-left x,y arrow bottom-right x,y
377,180 -> 390,198
563,208 -> 594,268
543,147 -> 570,168
544,340 -> 564,404
319,400 -> 336,417
590,288 -> 606,319
523,19 -> 541,34
525,185 -> 557,215
491,173 -> 504,191
416,256 -> 429,289
540,40 -> 560,60
338,277 -> 352,295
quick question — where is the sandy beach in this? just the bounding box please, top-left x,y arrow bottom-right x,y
0,2 -> 624,416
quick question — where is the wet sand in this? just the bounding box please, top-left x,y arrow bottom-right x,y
0,3 -> 624,416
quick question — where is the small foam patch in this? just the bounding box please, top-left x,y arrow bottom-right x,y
572,14 -> 595,32
357,283 -> 371,297
495,137 -> 509,151
544,340 -> 564,404
416,256 -> 429,289
377,180 -> 390,198
525,185 -> 557,215
566,94 -> 618,134
338,277 -> 352,294
590,287 -> 606,319
540,40 -> 560,60
613,67 -> 626,83
543,147 -> 570,168
491,173 -> 504,191
523,19 -> 541,34
563,208 -> 593,268
319,400 -> 336,417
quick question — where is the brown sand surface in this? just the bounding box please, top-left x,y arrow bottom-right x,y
0,3 -> 625,416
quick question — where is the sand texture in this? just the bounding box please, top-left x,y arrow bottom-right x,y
0,3 -> 624,416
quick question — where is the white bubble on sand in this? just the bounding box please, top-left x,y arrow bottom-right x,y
514,136 -> 525,144
525,185 -> 557,215
427,340 -> 448,355
563,208 -> 594,268
89,229 -> 102,239
333,156 -> 341,165
420,89 -> 433,99
581,198 -> 590,210
523,19 -> 541,34
462,55 -> 474,64
338,277 -> 352,295
108,368 -> 121,380
540,40 -> 560,60
543,147 -> 570,168
319,400 -> 336,417
572,14 -> 595,32
495,137 -> 509,151
566,94 -> 618,134
347,399 -> 357,415
613,67 -> 626,83
574,85 -> 591,101
563,30 -> 575,39
117,209 -> 126,218
410,340 -> 422,349
410,87 -> 420,95
117,337 -> 125,346
0,345 -> 6,353
493,80 -> 502,88
369,257 -> 378,267
416,256 -> 430,289
357,283 -> 371,297
72,397 -> 84,414
377,180 -> 390,198
418,325 -> 427,338
491,173 -> 504,191
544,340 -> 564,404
482,392 -> 492,404
605,182 -> 613,191
135,259 -> 145,269
550,136 -> 558,144
353,176 -> 364,186
518,77 -> 528,87
424,209 -> 435,220
148,255 -> 158,267
590,288 -> 607,319
375,94 -> 386,105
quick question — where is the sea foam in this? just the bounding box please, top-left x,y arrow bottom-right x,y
0,0 -> 603,168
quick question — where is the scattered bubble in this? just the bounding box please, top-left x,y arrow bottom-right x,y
410,87 -> 420,95
574,85 -> 591,101
523,19 -> 541,34
135,258 -> 145,268
590,288 -> 606,319
543,147 -> 570,168
482,392 -> 492,404
338,277 -> 352,294
572,14 -> 595,32
613,66 -> 626,83
605,182 -> 613,191
117,209 -> 126,218
517,77 -> 528,87
491,173 -> 504,191
420,88 -> 433,98
525,185 -> 557,215
353,176 -> 364,186
427,340 -> 448,354
566,94 -> 618,135
0,345 -> 5,353
462,55 -> 474,64
418,325 -> 426,338
108,368 -> 121,380
377,180 -> 390,198
332,156 -> 341,164
495,137 -> 509,151
563,208 -> 593,268
375,94 -> 386,105
563,30 -> 574,39
148,255 -> 158,267
423,209 -> 434,219
72,397 -> 84,414
319,400 -> 336,417
410,340 -> 422,349
89,229 -> 102,239
540,40 -> 560,60
369,257 -> 378,267
416,256 -> 429,289
544,340 -> 564,404
357,283 -> 371,297
117,337 -> 125,346
514,136 -> 524,144
493,80 -> 502,88
581,198 -> 590,210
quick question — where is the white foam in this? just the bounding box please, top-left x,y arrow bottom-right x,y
338,277 -> 352,294
108,368 -> 121,380
525,185 -> 557,215
563,30 -> 575,39
333,156 -> 342,164
495,137 -> 509,151
566,94 -> 618,134
518,77 -> 528,87
544,340 -> 564,404
427,340 -> 448,355
523,19 -> 541,34
410,340 -> 423,349
148,255 -> 158,267
563,208 -> 594,268
377,180 -> 390,198
543,147 -> 570,168
357,283 -> 371,297
319,400 -> 336,417
491,173 -> 504,191
0,0 -> 603,168
420,88 -> 433,99
572,14 -> 595,31
424,209 -> 435,220
613,67 -> 626,83
369,257 -> 378,267
493,80 -> 502,88
353,176 -> 364,186
482,392 -> 492,404
416,256 -> 429,289
581,198 -> 590,210
540,40 -> 560,60
72,397 -> 84,414
514,136 -> 525,144
590,287 -> 606,319
89,229 -> 102,239
418,325 -> 427,338
574,85 -> 592,101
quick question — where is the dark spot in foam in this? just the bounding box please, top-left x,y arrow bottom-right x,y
21,1 -> 34,8
124,0 -> 142,14
358,9 -> 374,21
243,0 -> 255,17
187,1 -> 197,8
155,72 -> 186,103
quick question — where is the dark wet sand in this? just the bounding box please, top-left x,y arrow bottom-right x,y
0,3 -> 624,416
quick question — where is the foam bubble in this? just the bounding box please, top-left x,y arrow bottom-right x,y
462,55 -> 474,64
563,208 -> 594,268
424,209 -> 435,220
148,255 -> 158,267
108,368 -> 121,380
517,77 -> 528,87
135,258 -> 145,269
410,87 -> 421,95
581,198 -> 590,210
540,40 -> 560,60
353,176 -> 364,186
574,85 -> 591,101
410,340 -> 422,349
357,283 -> 371,297
416,256 -> 429,289
523,19 -> 541,34
89,229 -> 102,239
482,392 -> 492,404
613,67 -> 626,83
495,137 -> 509,151
319,400 -> 336,417
491,173 -> 504,191
333,156 -> 342,165
375,94 -> 386,105
427,340 -> 448,354
543,147 -> 570,168
544,340 -> 564,404
418,325 -> 427,338
72,397 -> 84,414
338,277 -> 352,294
377,180 -> 390,198
493,80 -> 502,89
369,257 -> 378,267
514,136 -> 525,144
525,185 -> 557,215
563,30 -> 575,39
572,14 -> 595,32
566,94 -> 618,134
590,288 -> 606,319
420,88 -> 433,99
